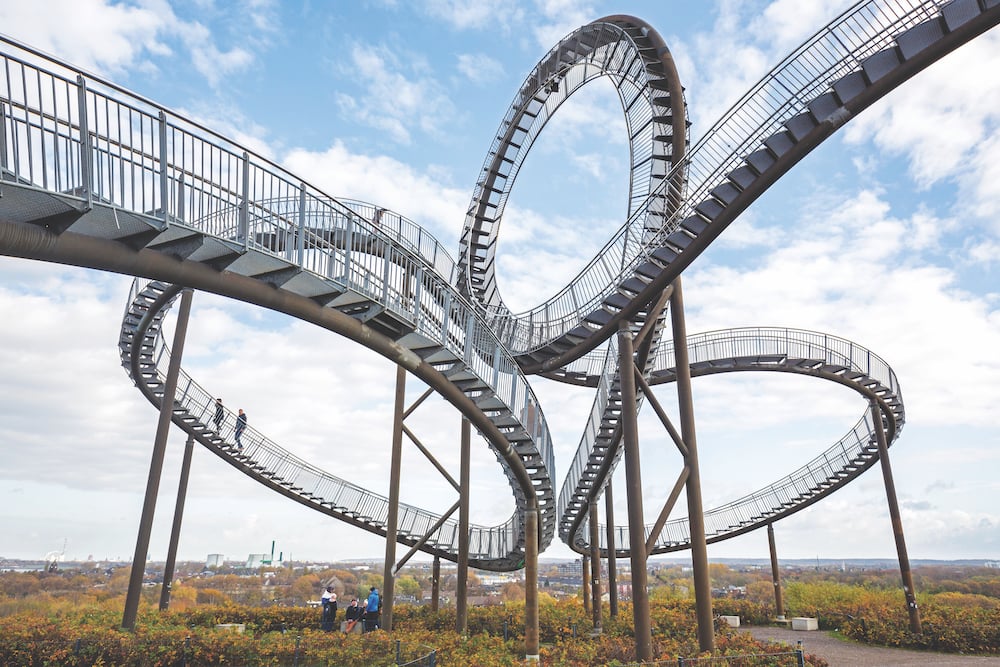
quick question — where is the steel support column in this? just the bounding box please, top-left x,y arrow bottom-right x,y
581,555 -> 590,615
589,501 -> 602,633
670,277 -> 714,652
605,482 -> 618,618
122,288 -> 193,630
524,506 -> 540,663
456,417 -> 470,634
767,522 -> 785,619
619,320 -> 651,661
431,555 -> 440,612
870,401 -> 921,633
382,365 -> 406,631
159,434 -> 195,611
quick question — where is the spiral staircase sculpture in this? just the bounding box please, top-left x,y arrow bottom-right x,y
0,0 -> 997,598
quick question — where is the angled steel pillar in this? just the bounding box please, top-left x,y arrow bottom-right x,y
382,365 -> 406,631
669,277 -> 714,652
581,555 -> 590,615
619,320 -> 651,661
767,522 -> 785,619
870,401 -> 921,633
431,555 -> 440,612
589,501 -> 602,633
123,288 -> 193,630
605,482 -> 618,618
456,417 -> 470,634
159,433 -> 195,611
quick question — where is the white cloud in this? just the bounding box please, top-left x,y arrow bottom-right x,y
179,21 -> 254,88
282,140 -> 468,243
456,53 -> 505,83
843,32 -> 1000,219
0,0 -> 175,77
334,43 -> 457,145
423,0 -> 524,31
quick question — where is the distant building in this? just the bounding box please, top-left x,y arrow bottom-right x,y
206,554 -> 225,568
246,554 -> 269,569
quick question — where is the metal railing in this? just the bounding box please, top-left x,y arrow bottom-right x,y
477,0 -> 952,356
121,278 -> 522,568
0,33 -> 555,560
572,327 -> 903,553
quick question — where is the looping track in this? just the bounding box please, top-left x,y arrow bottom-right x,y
1,0 -> 998,567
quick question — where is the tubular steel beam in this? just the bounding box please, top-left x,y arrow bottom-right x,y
870,400 -> 921,633
122,287 -> 193,630
618,320 -> 652,661
670,277 -> 714,652
645,466 -> 690,557
402,386 -> 435,420
402,423 -> 460,491
589,501 -> 602,633
394,500 -> 460,574
605,482 -> 618,618
767,522 -> 785,619
431,555 -> 440,612
0,224 -> 543,575
582,555 -> 590,615
382,365 -> 406,632
524,506 -> 540,663
633,365 -> 687,457
456,417 -> 470,635
159,434 -> 195,611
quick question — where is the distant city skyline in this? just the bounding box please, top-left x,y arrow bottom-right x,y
1,0 -> 998,566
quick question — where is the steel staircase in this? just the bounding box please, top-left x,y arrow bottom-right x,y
571,327 -> 904,555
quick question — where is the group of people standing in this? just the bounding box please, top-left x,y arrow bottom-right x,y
213,398 -> 247,451
320,585 -> 381,633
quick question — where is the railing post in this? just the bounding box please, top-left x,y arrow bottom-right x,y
0,101 -> 8,173
239,151 -> 249,249
75,75 -> 93,209
293,635 -> 301,667
343,215 -> 353,281
158,110 -> 169,222
796,640 -> 805,667
413,266 -> 423,329
297,183 -> 307,266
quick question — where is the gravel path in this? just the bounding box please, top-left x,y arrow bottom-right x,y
744,626 -> 1000,666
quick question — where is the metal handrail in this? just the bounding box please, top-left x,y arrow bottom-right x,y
0,34 -> 554,560
569,327 -> 904,552
121,278 -> 523,567
479,0 -> 951,355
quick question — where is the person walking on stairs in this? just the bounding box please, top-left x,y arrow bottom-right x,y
235,408 -> 247,451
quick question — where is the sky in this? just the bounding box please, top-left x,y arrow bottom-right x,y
0,0 -> 998,569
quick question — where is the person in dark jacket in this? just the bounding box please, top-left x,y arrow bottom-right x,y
235,408 -> 247,450
320,586 -> 337,631
344,597 -> 362,632
213,398 -> 224,432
